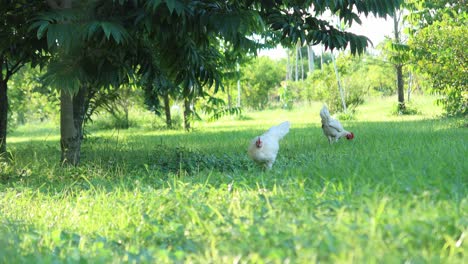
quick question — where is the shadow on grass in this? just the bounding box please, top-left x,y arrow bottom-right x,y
3,118 -> 467,198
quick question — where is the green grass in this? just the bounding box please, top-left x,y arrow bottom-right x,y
1,95 -> 467,263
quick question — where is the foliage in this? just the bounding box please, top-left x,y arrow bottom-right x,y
28,0 -> 405,101
265,0 -> 403,53
299,54 -> 368,113
1,97 -> 467,263
8,65 -> 59,126
391,102 -> 421,116
94,85 -> 145,129
0,0 -> 49,69
141,62 -> 178,117
29,1 -> 136,94
405,0 -> 466,32
380,37 -> 411,66
0,0 -> 49,153
5,0 -> 404,163
408,16 -> 467,116
241,57 -> 285,109
363,62 -> 396,96
404,0 -> 467,116
277,82 -> 295,110
284,80 -> 307,105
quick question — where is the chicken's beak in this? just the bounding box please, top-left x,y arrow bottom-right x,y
256,137 -> 262,148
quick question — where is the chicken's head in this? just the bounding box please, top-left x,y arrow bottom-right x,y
346,132 -> 354,140
255,137 -> 263,148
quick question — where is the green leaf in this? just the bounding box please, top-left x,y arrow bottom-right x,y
99,22 -> 128,44
146,0 -> 163,11
36,23 -> 49,40
165,0 -> 184,15
85,22 -> 100,40
100,22 -> 113,40
46,24 -> 58,48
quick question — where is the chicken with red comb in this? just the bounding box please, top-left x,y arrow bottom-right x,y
248,121 -> 290,170
320,105 -> 354,144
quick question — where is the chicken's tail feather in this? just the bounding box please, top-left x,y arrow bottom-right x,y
265,121 -> 290,140
320,105 -> 332,123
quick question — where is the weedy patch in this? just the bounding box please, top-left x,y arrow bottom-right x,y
150,143 -> 251,175
391,103 -> 421,116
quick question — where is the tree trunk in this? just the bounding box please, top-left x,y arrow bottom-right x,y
163,93 -> 172,128
50,0 -> 83,165
183,97 -> 191,131
73,85 -> 87,139
226,84 -> 232,109
320,46 -> 324,71
124,107 -> 129,129
286,50 -> 290,81
60,89 -> 81,165
236,62 -> 241,107
407,72 -> 413,102
332,53 -> 347,113
0,80 -> 8,156
17,111 -> 26,125
307,45 -> 315,73
295,44 -> 299,82
183,98 -> 191,131
393,11 -> 405,111
299,45 -> 304,81
396,64 -> 405,110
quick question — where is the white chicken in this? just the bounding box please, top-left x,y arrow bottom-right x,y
320,105 -> 354,144
248,121 -> 290,170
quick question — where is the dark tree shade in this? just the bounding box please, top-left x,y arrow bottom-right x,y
0,0 -> 48,155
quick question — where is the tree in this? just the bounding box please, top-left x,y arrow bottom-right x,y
307,45 -> 315,73
8,65 -> 58,126
34,0 -> 138,165
142,72 -> 177,129
379,8 -> 411,113
219,46 -> 253,110
410,19 -> 467,116
392,9 -> 406,111
0,1 -> 48,156
303,53 -> 367,113
331,51 -> 347,112
27,0 -> 403,165
242,57 -> 285,109
406,0 -> 467,116
138,39 -> 178,129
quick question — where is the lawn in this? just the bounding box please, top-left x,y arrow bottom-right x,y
1,95 -> 467,263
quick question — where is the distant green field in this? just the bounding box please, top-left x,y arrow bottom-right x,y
1,95 -> 467,263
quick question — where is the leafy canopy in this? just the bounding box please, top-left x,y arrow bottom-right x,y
406,0 -> 467,116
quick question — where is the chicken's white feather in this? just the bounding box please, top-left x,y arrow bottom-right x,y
263,121 -> 290,141
248,121 -> 290,169
320,105 -> 354,144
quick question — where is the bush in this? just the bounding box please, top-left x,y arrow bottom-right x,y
410,18 -> 468,116
301,61 -> 366,113
337,111 -> 356,121
241,57 -> 286,110
391,103 -> 420,116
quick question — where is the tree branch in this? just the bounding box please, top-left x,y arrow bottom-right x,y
9,59 -> 26,76
4,58 -> 9,76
